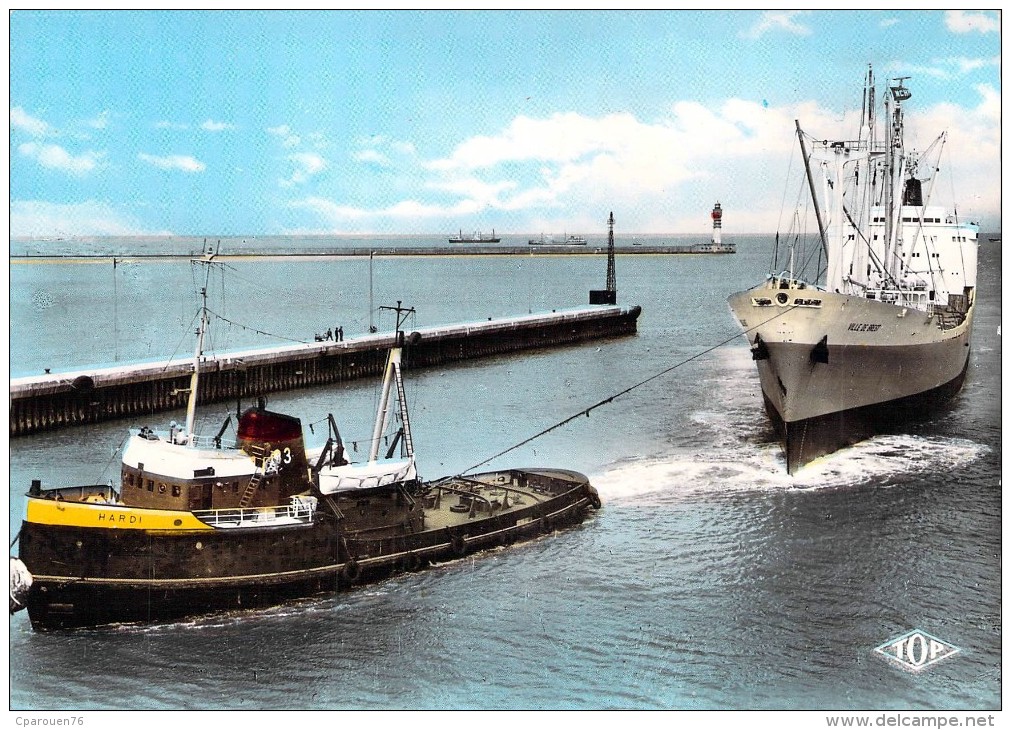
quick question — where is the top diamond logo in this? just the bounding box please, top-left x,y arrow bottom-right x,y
874,629 -> 960,672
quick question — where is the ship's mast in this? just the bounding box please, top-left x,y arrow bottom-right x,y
796,120 -> 829,264
849,65 -> 875,291
183,245 -> 218,442
368,250 -> 375,333
884,77 -> 911,284
369,301 -> 415,462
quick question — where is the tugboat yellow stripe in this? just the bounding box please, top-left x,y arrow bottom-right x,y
26,498 -> 213,531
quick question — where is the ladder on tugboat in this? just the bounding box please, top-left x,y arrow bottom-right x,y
239,443 -> 268,507
394,367 -> 414,457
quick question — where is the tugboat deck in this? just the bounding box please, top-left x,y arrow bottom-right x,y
420,475 -> 548,531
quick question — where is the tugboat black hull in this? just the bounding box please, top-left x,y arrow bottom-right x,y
19,469 -> 599,631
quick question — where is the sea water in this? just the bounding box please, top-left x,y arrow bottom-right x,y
7,235 -> 1001,710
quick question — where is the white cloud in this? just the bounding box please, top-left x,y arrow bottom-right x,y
138,153 -> 206,172
352,149 -> 392,167
18,142 -> 102,175
290,195 -> 480,226
295,104 -> 799,231
86,111 -> 110,129
11,107 -> 52,137
155,120 -> 189,130
9,200 -> 169,237
944,10 -> 999,34
352,137 -> 416,169
201,119 -> 234,132
288,82 -> 1000,234
280,152 -> 326,187
886,55 -> 1002,82
426,177 -> 516,202
947,55 -> 1001,74
268,124 -> 301,148
879,18 -> 900,28
428,112 -> 616,171
741,11 -> 811,39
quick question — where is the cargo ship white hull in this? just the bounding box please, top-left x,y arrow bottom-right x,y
728,284 -> 973,472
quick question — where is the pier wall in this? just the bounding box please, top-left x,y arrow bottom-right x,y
10,305 -> 641,437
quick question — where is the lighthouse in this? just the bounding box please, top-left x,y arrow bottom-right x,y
711,202 -> 723,246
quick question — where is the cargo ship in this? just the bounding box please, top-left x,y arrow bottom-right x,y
449,229 -> 501,243
528,234 -> 587,246
727,67 -> 978,473
10,262 -> 600,631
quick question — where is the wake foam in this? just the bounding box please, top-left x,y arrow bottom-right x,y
590,433 -> 989,503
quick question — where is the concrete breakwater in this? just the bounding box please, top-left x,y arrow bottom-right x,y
10,304 -> 641,437
12,244 -> 733,261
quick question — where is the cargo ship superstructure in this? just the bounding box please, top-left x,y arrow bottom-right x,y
728,68 -> 978,473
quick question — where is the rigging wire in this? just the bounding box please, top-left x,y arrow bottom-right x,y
773,129 -> 802,274
94,433 -> 130,487
457,304 -> 800,476
216,259 -> 356,327
161,309 -> 201,372
205,308 -> 314,345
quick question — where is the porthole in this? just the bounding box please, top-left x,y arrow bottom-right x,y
776,292 -> 790,305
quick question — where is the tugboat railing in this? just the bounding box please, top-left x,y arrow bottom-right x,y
138,429 -> 239,451
193,496 -> 317,527
188,433 -> 239,450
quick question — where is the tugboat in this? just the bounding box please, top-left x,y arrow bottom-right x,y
11,258 -> 601,631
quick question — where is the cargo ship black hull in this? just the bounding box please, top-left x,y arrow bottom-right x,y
764,354 -> 970,473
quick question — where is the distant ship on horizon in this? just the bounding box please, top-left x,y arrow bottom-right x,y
528,233 -> 587,246
449,229 -> 501,243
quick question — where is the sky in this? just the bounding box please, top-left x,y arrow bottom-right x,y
8,9 -> 1003,237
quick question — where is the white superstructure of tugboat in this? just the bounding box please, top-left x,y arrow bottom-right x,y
728,67 -> 978,473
